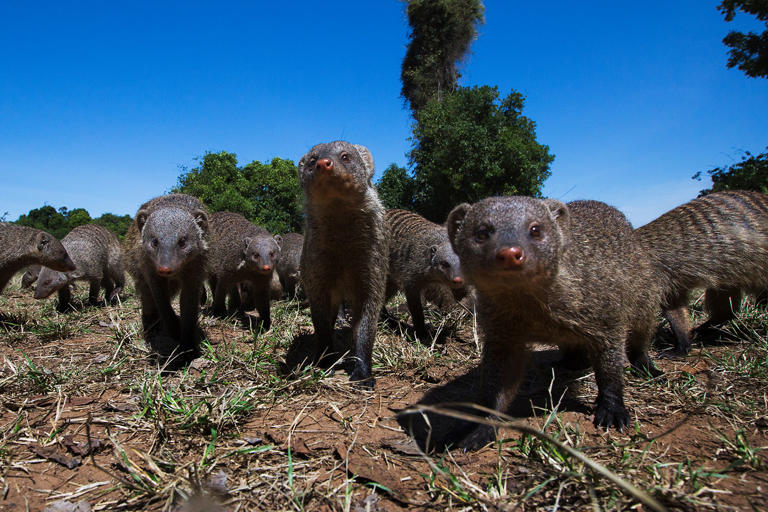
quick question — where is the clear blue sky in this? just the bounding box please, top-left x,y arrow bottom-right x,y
1,1 -> 766,226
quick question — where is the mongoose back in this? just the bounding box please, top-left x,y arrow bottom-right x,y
207,211 -> 281,334
276,232 -> 304,298
447,197 -> 661,450
34,224 -> 125,311
298,141 -> 389,388
635,190 -> 768,354
0,224 -> 75,295
124,194 -> 209,363
385,209 -> 464,339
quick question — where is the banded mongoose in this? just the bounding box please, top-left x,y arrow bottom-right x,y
635,190 -> 768,354
276,232 -> 304,299
207,211 -> 281,333
124,194 -> 209,362
0,223 -> 75,295
21,265 -> 41,289
385,209 -> 464,340
298,141 -> 389,388
34,224 -> 125,312
447,197 -> 661,450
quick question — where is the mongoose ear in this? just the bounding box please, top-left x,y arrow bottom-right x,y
429,245 -> 437,257
446,203 -> 471,248
136,209 -> 149,232
35,232 -> 50,252
352,144 -> 375,179
542,199 -> 570,236
274,235 -> 282,249
193,210 -> 208,234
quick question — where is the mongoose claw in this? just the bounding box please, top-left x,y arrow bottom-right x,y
593,401 -> 630,431
456,424 -> 495,452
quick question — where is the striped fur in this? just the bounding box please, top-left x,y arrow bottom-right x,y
635,190 -> 768,353
385,209 -> 464,339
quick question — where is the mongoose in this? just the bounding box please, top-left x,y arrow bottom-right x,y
298,141 -> 389,388
446,197 -> 661,450
635,190 -> 768,354
21,265 -> 41,289
276,232 -> 304,299
34,224 -> 125,311
0,224 -> 75,295
124,194 -> 209,362
207,211 -> 281,334
385,209 -> 465,339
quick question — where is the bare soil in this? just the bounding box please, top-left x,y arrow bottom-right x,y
0,281 -> 766,511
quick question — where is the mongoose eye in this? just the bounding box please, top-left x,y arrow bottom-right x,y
269,251 -> 275,259
308,157 -> 317,167
178,237 -> 187,248
151,238 -> 159,248
475,226 -> 491,242
340,152 -> 350,162
440,261 -> 450,270
529,224 -> 542,238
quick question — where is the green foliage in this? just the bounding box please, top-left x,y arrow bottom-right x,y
93,213 -> 133,240
693,148 -> 768,195
719,0 -> 768,78
401,0 -> 484,114
173,151 -> 303,234
376,164 -> 417,210
15,205 -> 131,240
409,85 -> 554,222
241,158 -> 304,235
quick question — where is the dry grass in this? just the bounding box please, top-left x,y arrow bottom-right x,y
0,279 -> 766,511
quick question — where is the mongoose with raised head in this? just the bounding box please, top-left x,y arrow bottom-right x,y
385,209 -> 464,339
34,224 -> 125,311
276,232 -> 304,299
124,194 -> 209,362
207,211 -> 281,333
298,141 -> 389,388
446,197 -> 661,450
21,265 -> 41,289
635,190 -> 768,354
0,224 -> 75,295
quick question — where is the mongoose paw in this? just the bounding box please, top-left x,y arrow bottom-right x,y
456,424 -> 496,452
349,366 -> 375,390
593,400 -> 630,431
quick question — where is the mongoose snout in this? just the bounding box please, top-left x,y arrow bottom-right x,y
496,246 -> 525,268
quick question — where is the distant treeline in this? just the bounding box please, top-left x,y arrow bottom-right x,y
14,206 -> 132,240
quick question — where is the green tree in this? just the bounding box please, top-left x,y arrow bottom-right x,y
93,213 -> 133,240
67,208 -> 92,230
16,205 -> 69,239
241,157 -> 303,234
719,1 -> 768,78
376,164 -> 417,210
401,0 -> 484,114
409,86 -> 554,223
693,148 -> 768,195
174,151 -> 303,234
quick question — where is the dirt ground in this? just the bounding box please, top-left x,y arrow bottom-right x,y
0,279 -> 766,511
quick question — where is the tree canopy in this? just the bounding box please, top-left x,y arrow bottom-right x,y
376,164 -> 417,210
693,147 -> 768,195
401,0 -> 484,114
408,85 -> 554,223
14,206 -> 131,240
719,0 -> 768,78
173,151 -> 303,234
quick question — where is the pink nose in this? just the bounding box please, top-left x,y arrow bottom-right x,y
496,247 -> 525,268
261,265 -> 271,271
452,276 -> 463,284
316,158 -> 334,172
157,266 -> 173,276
